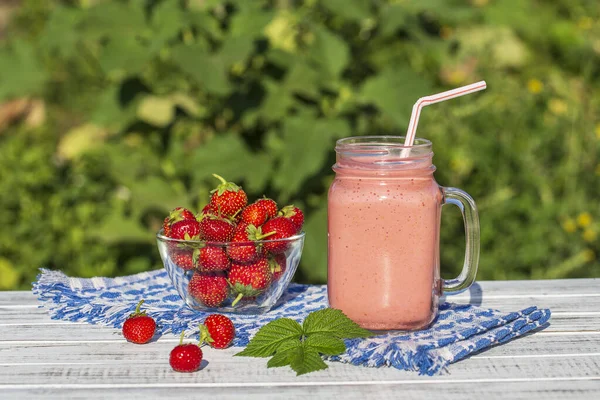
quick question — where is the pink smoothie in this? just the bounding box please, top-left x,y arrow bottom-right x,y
327,156 -> 443,330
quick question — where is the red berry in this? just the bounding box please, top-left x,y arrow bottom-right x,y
240,202 -> 269,227
257,197 -> 278,219
200,314 -> 235,349
198,246 -> 230,272
188,272 -> 229,308
226,223 -> 268,264
163,208 -> 196,236
199,216 -> 235,242
209,174 -> 248,218
268,254 -> 287,281
170,219 -> 201,241
169,332 -> 203,372
122,300 -> 156,344
201,203 -> 227,219
278,205 -> 304,233
229,258 -> 273,306
261,217 -> 298,254
171,248 -> 198,270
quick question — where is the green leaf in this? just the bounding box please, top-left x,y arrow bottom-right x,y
40,6 -> 82,58
304,334 -> 346,356
171,44 -> 230,95
289,343 -> 328,376
234,318 -> 303,357
152,0 -> 186,42
309,26 -> 349,78
229,10 -> 274,37
360,67 -> 431,127
137,96 -> 175,127
219,36 -> 255,66
0,41 -> 47,100
266,339 -> 301,368
82,0 -> 147,40
56,124 -> 108,162
378,4 -> 409,37
301,204 -> 328,282
320,0 -> 372,22
303,308 -> 372,339
98,37 -> 153,76
91,85 -> 140,132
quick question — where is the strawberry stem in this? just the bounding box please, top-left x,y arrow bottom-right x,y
257,230 -> 277,240
179,331 -> 185,345
212,174 -> 227,185
231,293 -> 244,307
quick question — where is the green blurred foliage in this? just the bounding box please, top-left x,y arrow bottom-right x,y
0,0 -> 599,290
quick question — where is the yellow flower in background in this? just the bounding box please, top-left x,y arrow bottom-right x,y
595,124 -> 600,140
548,98 -> 568,116
264,12 -> 298,53
583,229 -> 597,243
577,212 -> 593,227
527,79 -> 543,94
577,17 -> 593,30
562,218 -> 577,233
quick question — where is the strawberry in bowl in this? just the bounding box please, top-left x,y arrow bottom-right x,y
156,175 -> 305,314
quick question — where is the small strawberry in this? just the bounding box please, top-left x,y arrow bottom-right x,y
163,207 -> 196,236
171,248 -> 198,271
226,222 -> 274,264
198,245 -> 230,272
209,174 -> 248,217
228,258 -> 273,306
198,215 -> 235,242
188,272 -> 229,308
170,219 -> 201,241
268,253 -> 287,281
257,197 -> 278,219
261,217 -> 298,254
200,203 -> 227,219
170,331 -> 203,372
122,300 -> 156,344
240,202 -> 269,227
278,205 -> 304,233
199,314 -> 235,349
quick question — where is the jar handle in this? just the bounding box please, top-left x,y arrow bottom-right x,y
441,187 -> 480,294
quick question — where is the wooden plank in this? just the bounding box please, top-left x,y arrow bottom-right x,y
1,379 -> 600,400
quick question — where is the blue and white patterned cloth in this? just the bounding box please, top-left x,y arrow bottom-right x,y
33,268 -> 551,375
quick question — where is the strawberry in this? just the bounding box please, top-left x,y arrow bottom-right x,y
122,300 -> 156,344
200,203 -> 228,219
198,215 -> 235,242
170,219 -> 201,241
278,205 -> 304,233
198,245 -> 230,272
209,174 -> 248,217
268,253 -> 287,281
188,272 -> 229,308
199,314 -> 235,349
228,258 -> 273,306
170,331 -> 203,372
257,197 -> 278,219
261,217 -> 298,254
226,222 -> 274,264
240,202 -> 269,227
163,207 -> 196,236
171,248 -> 198,271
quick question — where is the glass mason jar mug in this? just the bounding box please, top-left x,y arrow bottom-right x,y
327,136 -> 480,330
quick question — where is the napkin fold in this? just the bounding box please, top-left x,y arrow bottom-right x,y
33,268 -> 551,375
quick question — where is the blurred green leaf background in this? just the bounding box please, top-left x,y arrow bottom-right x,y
0,0 -> 599,290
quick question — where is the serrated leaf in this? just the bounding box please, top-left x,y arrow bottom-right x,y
289,343 -> 328,376
304,334 -> 346,356
266,339 -> 301,368
360,68 -> 431,127
137,96 -> 175,127
235,318 -> 303,357
309,26 -> 349,78
171,44 -> 230,95
303,308 -> 372,339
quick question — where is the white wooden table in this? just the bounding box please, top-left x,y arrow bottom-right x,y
1,279 -> 599,399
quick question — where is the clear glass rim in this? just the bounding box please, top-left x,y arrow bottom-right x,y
335,136 -> 431,151
156,230 -> 305,245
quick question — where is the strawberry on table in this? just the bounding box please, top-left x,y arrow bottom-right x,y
188,272 -> 229,308
198,215 -> 235,242
170,332 -> 203,373
261,217 -> 298,254
163,207 -> 196,236
226,222 -> 274,264
198,245 -> 230,272
209,174 -> 248,218
122,300 -> 156,344
278,205 -> 304,233
228,258 -> 273,306
200,314 -> 235,349
268,253 -> 287,281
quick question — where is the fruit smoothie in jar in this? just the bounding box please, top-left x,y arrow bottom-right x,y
327,137 -> 479,330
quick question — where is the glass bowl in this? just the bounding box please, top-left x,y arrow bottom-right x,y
156,231 -> 305,314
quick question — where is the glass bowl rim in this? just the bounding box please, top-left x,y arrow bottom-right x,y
156,229 -> 305,245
